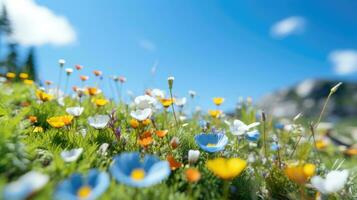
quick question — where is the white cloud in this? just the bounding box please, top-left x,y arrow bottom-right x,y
270,16 -> 305,38
1,0 -> 76,46
329,50 -> 357,75
139,39 -> 156,52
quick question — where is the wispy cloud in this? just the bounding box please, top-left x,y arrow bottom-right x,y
2,0 -> 76,46
270,16 -> 305,38
138,39 -> 156,52
329,50 -> 357,75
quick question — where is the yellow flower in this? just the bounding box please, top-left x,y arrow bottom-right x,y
142,118 -> 151,126
19,73 -> 29,79
213,97 -> 224,106
36,90 -> 53,102
315,139 -> 328,150
206,157 -> 247,180
284,162 -> 315,184
87,87 -> 98,96
47,115 -> 73,128
160,98 -> 174,108
129,119 -> 139,129
208,110 -> 221,118
6,72 -> 16,79
33,126 -> 43,133
24,79 -> 34,85
95,98 -> 108,106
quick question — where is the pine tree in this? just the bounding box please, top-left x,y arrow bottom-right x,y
5,43 -> 18,73
0,5 -> 12,73
24,48 -> 37,81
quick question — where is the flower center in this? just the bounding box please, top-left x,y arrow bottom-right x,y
206,143 -> 216,147
77,186 -> 92,199
131,168 -> 145,180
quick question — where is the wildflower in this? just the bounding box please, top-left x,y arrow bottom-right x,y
45,80 -> 53,86
3,171 -> 49,200
61,148 -> 83,162
311,170 -> 349,194
160,98 -> 174,108
88,115 -> 110,129
110,152 -> 170,187
87,87 -> 98,96
47,115 -> 73,128
28,116 -> 38,123
33,126 -> 43,133
75,64 -> 83,70
98,143 -> 109,156
229,119 -> 260,136
315,139 -> 328,150
188,90 -> 196,98
66,107 -> 84,117
55,169 -> 109,200
284,162 -> 316,184
155,130 -> 168,138
94,98 -> 108,107
170,137 -> 180,149
208,110 -> 221,118
93,70 -> 102,77
6,72 -> 16,79
188,150 -> 200,164
134,95 -> 156,109
119,76 -> 126,83
168,76 -> 174,89
65,68 -> 73,75
185,168 -> 201,183
151,89 -> 165,99
195,133 -> 228,153
330,82 -> 343,94
19,73 -> 29,79
246,130 -> 260,142
344,148 -> 357,156
213,97 -> 224,106
142,119 -> 151,126
206,157 -> 247,180
175,97 -> 187,107
23,79 -> 34,85
167,155 -> 182,170
129,118 -> 139,128
138,131 -> 153,147
36,90 -> 53,102
270,143 -> 279,151
80,75 -> 89,81
58,59 -> 66,67
130,108 -> 152,121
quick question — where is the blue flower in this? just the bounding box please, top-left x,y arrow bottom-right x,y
271,143 -> 279,151
110,152 -> 170,188
246,130 -> 260,142
54,169 -> 109,200
194,133 -> 228,153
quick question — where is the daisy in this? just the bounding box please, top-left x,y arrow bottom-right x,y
88,115 -> 110,129
130,108 -> 152,121
228,119 -> 260,136
134,95 -> 156,109
311,170 -> 349,194
66,107 -> 84,117
61,148 -> 83,162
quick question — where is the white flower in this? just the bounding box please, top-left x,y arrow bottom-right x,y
0,76 -> 7,83
79,129 -> 87,137
3,171 -> 49,200
130,108 -> 152,121
48,88 -> 64,99
175,97 -> 187,107
65,68 -> 73,75
311,170 -> 349,194
188,150 -> 200,164
66,107 -> 84,117
151,88 -> 165,99
88,115 -> 110,129
168,76 -> 175,81
229,119 -> 260,136
61,148 -> 83,162
134,95 -> 156,109
58,59 -> 66,65
57,97 -> 65,107
188,90 -> 196,98
98,143 -> 109,156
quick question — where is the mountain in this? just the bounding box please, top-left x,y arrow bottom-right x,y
259,79 -> 357,118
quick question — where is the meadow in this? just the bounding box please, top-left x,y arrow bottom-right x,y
0,63 -> 356,200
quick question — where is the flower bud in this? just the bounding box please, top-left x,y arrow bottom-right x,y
58,59 -> 65,67
168,76 -> 174,89
188,150 -> 200,164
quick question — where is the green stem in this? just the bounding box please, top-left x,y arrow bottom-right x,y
169,88 -> 178,126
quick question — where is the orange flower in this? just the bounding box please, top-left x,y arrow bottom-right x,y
93,70 -> 102,76
28,116 -> 37,123
185,168 -> 201,183
87,87 -> 98,96
170,137 -> 180,149
95,99 -> 108,106
20,101 -> 30,107
138,131 -> 153,147
130,119 -> 139,129
167,155 -> 182,170
75,65 -> 83,70
47,115 -> 73,128
45,80 -> 53,86
160,98 -> 174,108
345,148 -> 357,156
80,75 -> 89,81
155,130 -> 168,138
72,86 -> 78,92
284,162 -> 316,184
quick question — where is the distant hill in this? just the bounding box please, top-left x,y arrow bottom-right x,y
259,79 -> 357,118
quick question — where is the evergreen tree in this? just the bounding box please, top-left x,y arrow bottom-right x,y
24,48 -> 37,81
5,43 -> 19,73
0,5 -> 12,72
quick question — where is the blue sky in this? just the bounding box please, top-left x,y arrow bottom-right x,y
4,0 -> 357,110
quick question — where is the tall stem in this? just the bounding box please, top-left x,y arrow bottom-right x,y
169,88 -> 178,126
